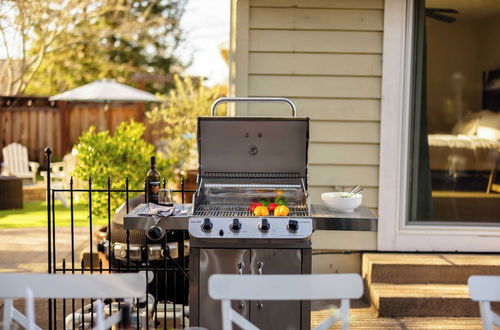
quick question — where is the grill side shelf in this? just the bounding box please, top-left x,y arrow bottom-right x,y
123,203 -> 191,230
123,204 -> 378,232
311,205 -> 377,231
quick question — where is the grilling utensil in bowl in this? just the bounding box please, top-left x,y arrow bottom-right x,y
321,186 -> 363,212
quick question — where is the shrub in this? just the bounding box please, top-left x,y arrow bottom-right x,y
73,120 -> 172,218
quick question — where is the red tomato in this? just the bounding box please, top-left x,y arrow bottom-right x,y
249,202 -> 263,213
268,203 -> 277,212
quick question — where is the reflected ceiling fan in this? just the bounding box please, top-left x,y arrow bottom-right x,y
426,8 -> 459,23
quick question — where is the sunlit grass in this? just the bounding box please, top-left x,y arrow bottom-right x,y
0,200 -> 106,228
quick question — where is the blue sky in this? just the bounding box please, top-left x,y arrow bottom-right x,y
177,0 -> 230,85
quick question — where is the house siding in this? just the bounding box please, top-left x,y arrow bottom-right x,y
230,0 -> 383,211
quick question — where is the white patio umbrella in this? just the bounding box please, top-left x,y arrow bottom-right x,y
49,79 -> 161,151
49,78 -> 160,103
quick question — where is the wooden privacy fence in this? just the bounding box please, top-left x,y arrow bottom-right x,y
0,96 -> 148,165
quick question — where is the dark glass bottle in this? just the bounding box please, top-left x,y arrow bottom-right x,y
146,156 -> 161,204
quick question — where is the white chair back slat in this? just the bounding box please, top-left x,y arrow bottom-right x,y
0,273 -> 146,299
25,288 -> 36,330
0,274 -> 146,330
209,274 -> 363,301
20,145 -> 29,174
13,144 -> 23,174
468,275 -> 500,330
209,274 -> 363,330
2,143 -> 30,175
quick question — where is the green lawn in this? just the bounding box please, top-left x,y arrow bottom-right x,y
0,201 -> 100,228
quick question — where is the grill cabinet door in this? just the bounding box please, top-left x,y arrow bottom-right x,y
250,249 -> 302,330
199,248 -> 251,329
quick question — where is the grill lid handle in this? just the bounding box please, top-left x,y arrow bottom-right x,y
210,97 -> 297,117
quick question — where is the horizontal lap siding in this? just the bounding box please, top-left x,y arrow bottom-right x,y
249,53 -> 382,76
250,0 -> 383,9
310,122 -> 379,143
247,99 -> 380,120
249,76 -> 381,98
250,8 -> 383,31
250,30 -> 383,53
243,0 -> 383,209
309,143 -> 379,165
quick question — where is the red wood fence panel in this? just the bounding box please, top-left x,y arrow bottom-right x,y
0,96 -> 148,166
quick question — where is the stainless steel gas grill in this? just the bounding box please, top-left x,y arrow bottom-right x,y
189,97 -> 313,329
123,97 -> 379,329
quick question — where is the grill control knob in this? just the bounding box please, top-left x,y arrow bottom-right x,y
147,226 -> 166,241
259,218 -> 271,232
287,220 -> 299,232
230,218 -> 242,232
201,218 -> 213,232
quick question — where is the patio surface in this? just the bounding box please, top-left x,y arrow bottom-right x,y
0,228 -> 485,329
0,227 -> 89,273
0,227 -> 89,328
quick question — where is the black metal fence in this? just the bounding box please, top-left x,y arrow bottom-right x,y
45,147 -> 194,329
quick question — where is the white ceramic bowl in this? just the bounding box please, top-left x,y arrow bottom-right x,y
321,192 -> 362,212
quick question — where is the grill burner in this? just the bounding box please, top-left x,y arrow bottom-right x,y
193,202 -> 309,217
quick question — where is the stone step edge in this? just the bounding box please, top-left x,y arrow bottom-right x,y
368,283 -> 478,317
364,263 -> 500,285
369,283 -> 470,299
362,253 -> 500,268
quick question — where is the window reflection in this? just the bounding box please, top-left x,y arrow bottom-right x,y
410,0 -> 500,223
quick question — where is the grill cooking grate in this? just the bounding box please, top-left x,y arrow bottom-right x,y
193,203 -> 309,217
204,172 -> 301,179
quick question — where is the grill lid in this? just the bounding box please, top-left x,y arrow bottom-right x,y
197,117 -> 309,178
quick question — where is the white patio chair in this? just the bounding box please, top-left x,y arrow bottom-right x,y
2,143 -> 39,183
40,161 -> 65,183
0,273 -> 146,330
209,273 -> 364,330
468,275 -> 500,330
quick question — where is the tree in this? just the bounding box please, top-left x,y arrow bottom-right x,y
147,75 -> 227,170
0,0 -> 186,96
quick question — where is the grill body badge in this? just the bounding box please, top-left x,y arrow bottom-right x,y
249,144 -> 259,155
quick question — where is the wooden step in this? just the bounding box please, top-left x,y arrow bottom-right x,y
312,306 -> 483,329
363,253 -> 500,284
369,283 -> 482,317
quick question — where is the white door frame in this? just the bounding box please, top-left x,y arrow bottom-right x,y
378,0 -> 500,252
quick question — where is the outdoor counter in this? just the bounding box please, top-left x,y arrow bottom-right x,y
124,204 -> 377,232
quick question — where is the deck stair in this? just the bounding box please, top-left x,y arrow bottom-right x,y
362,253 -> 500,317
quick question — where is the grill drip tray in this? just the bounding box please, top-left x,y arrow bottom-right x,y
192,202 -> 309,217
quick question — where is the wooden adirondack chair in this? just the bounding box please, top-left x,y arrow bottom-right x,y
1,143 -> 39,183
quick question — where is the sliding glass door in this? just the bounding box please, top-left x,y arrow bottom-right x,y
408,0 -> 500,225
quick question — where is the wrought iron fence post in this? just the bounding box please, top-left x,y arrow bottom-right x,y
45,147 -> 52,272
45,147 -> 53,330
181,175 -> 185,204
107,177 -> 112,268
43,161 -> 194,329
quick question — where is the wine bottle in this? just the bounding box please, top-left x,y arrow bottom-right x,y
146,156 -> 161,204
